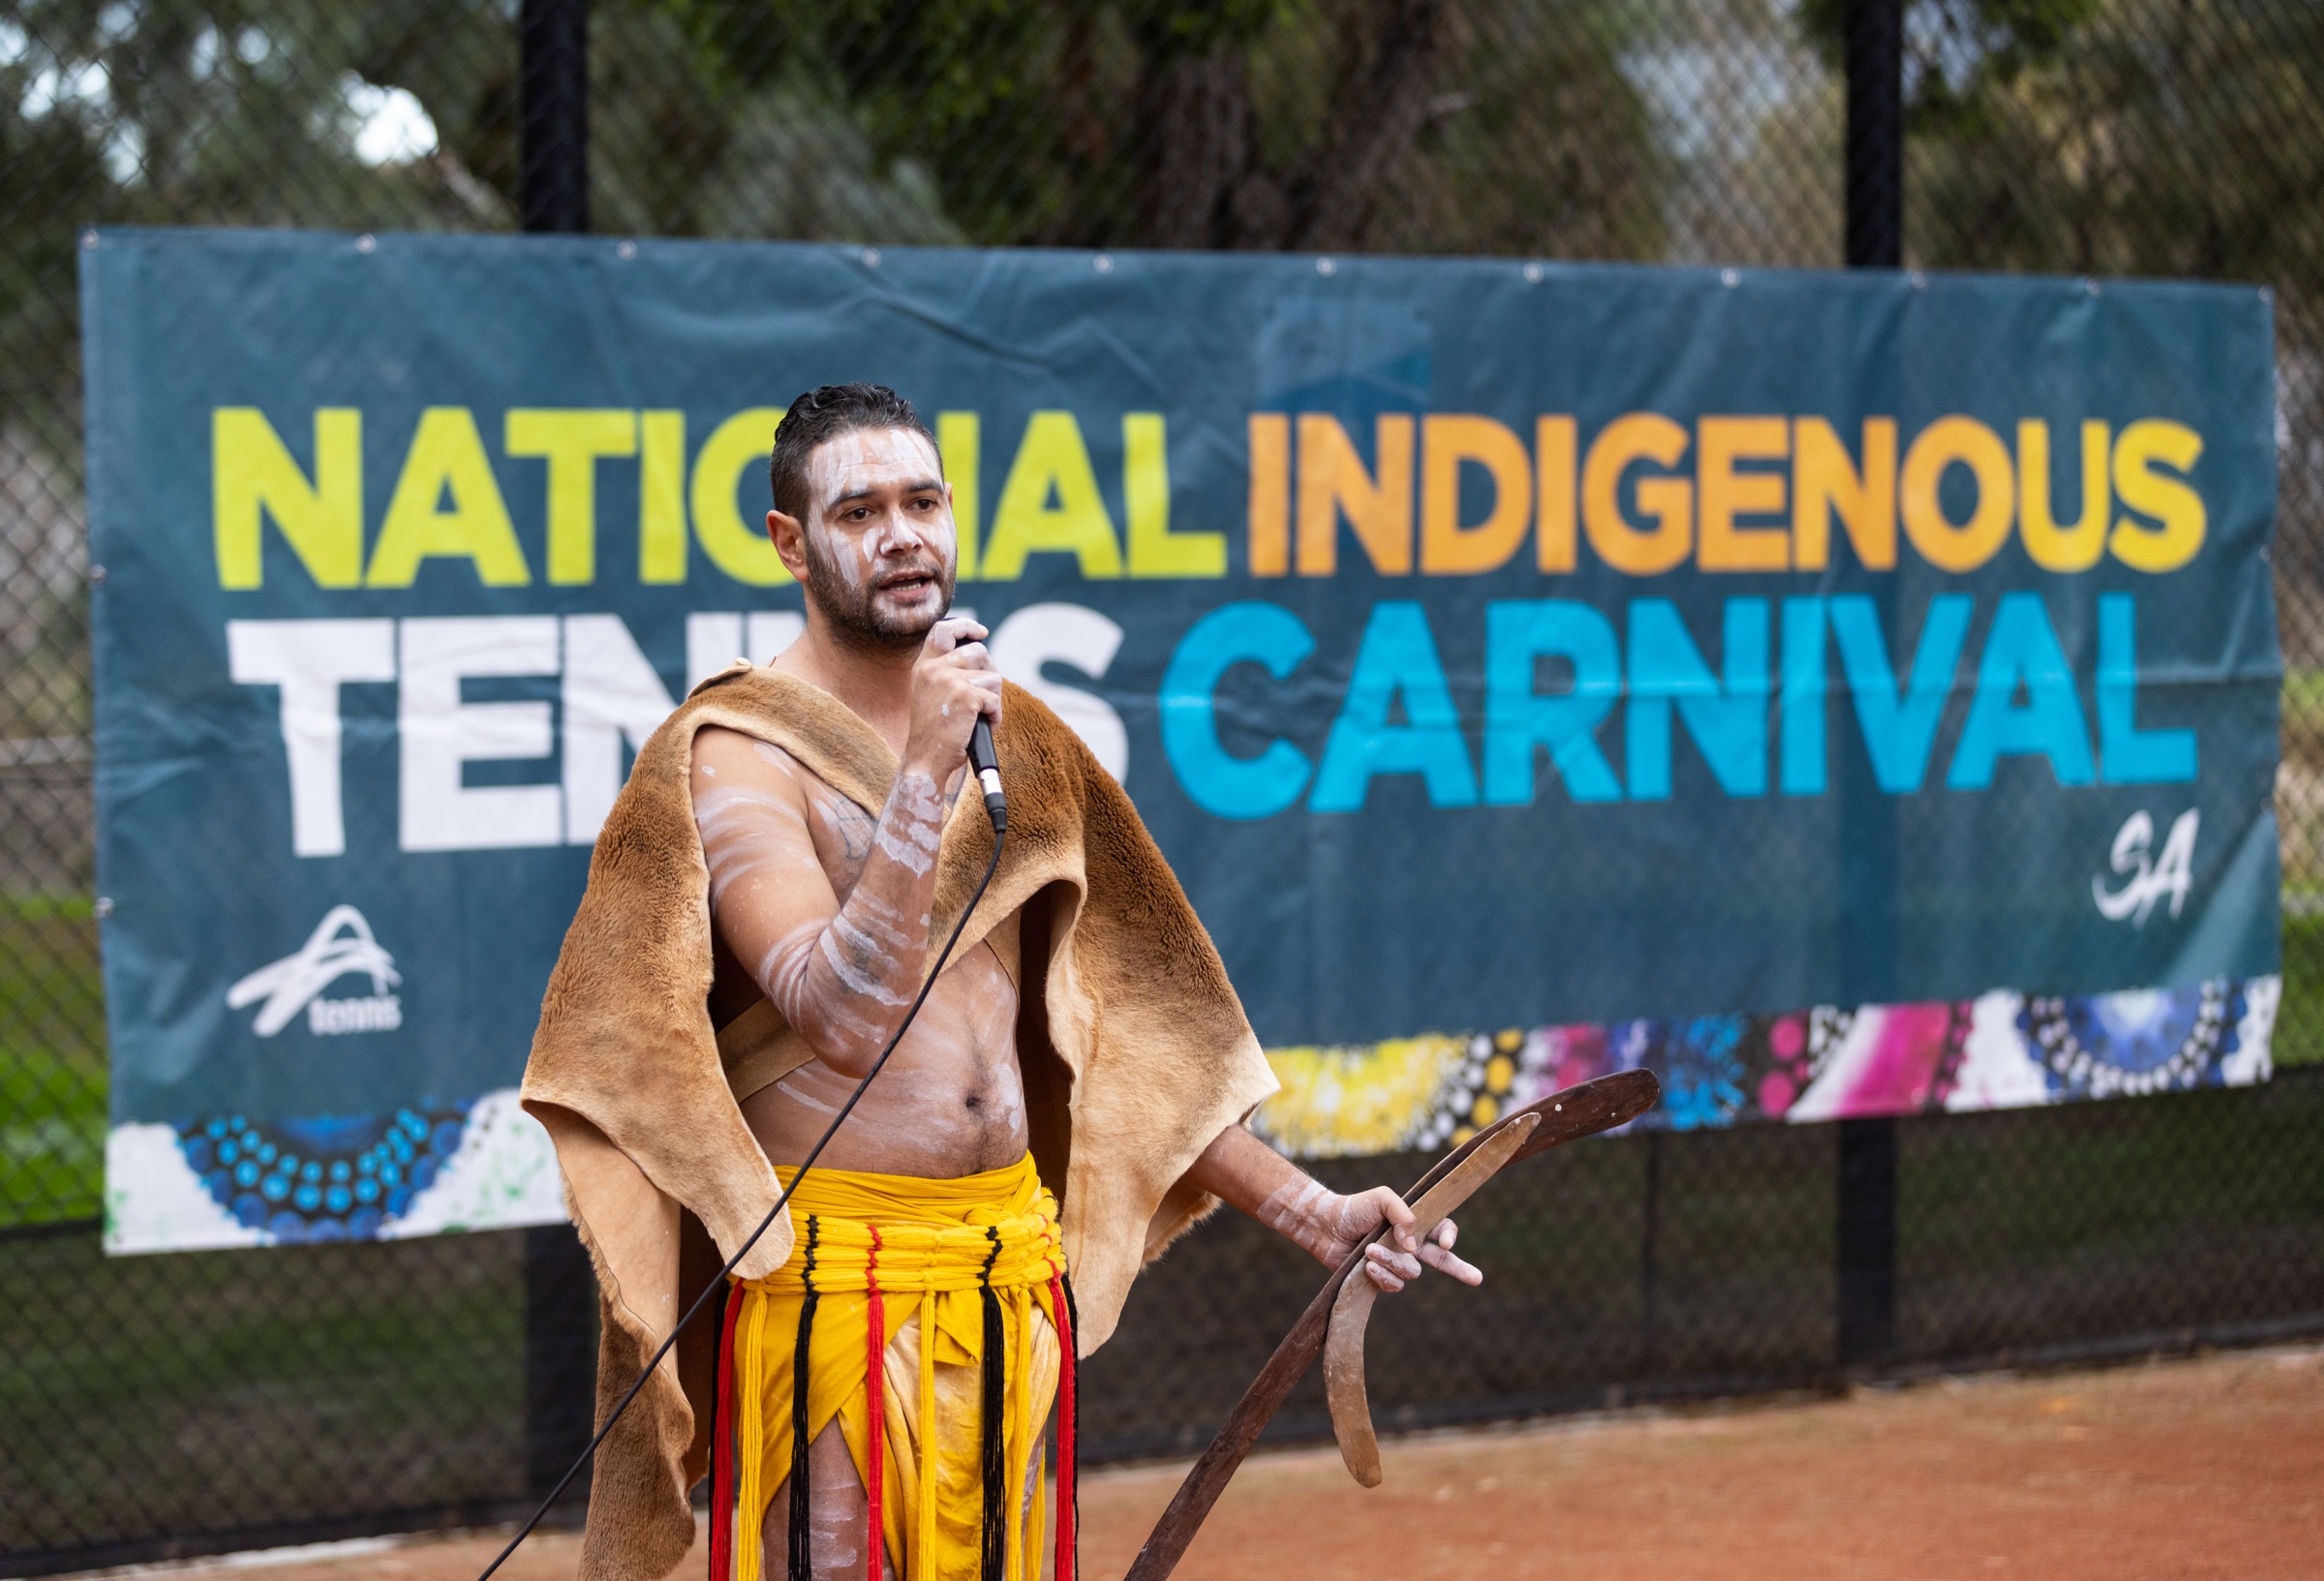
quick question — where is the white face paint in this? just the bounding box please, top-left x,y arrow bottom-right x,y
799,428 -> 956,632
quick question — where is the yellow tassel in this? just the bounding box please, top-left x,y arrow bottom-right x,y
917,1286 -> 937,1581
1028,1442 -> 1047,1581
1005,1285 -> 1033,1576
736,1287 -> 768,1581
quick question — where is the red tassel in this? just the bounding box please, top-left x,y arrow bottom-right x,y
865,1227 -> 885,1581
711,1281 -> 745,1581
1049,1272 -> 1076,1581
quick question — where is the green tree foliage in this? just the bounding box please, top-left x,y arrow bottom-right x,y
0,1 -> 515,740
0,1 -> 519,439
585,2 -> 963,242
1797,0 -> 2324,680
1794,2 -> 2324,562
662,0 -> 1668,257
1799,0 -> 2323,292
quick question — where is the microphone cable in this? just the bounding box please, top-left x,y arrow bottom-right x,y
478,720 -> 1007,1580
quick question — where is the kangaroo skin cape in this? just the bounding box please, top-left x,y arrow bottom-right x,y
520,664 -> 1279,1580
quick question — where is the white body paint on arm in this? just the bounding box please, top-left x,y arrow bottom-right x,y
1206,1125 -> 1483,1292
692,729 -> 953,1078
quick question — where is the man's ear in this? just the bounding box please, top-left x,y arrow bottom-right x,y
939,481 -> 966,572
766,508 -> 812,584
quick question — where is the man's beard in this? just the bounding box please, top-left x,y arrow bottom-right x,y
800,531 -> 955,651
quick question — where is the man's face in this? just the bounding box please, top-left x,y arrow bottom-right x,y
779,426 -> 957,649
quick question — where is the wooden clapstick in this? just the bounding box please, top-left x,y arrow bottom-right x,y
1121,1067 -> 1663,1581
1322,1110 -> 1541,1486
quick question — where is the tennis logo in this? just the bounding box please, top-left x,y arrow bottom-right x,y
227,904 -> 404,1037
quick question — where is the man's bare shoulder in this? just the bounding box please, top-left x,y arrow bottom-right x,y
691,724 -> 810,806
689,725 -> 825,846
690,724 -> 877,886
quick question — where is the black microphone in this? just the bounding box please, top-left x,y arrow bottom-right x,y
967,714 -> 1006,833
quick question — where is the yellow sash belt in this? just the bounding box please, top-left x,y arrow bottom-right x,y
715,1153 -> 1071,1581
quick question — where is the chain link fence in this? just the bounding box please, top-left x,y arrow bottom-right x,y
4,0 -> 2323,1570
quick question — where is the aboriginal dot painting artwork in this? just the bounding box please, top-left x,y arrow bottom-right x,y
173,1107 -> 469,1241
1250,978 -> 2278,1157
103,1089 -> 564,1252
109,972 -> 2278,1246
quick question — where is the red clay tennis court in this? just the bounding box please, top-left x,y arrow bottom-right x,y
125,1344 -> 2320,1581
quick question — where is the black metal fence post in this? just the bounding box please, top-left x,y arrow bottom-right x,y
518,0 -> 597,1502
1844,0 -> 1903,272
520,0 -> 591,235
1835,1116 -> 1899,1363
1639,1130 -> 1664,1376
1837,0 -> 1904,1370
524,1227 -> 600,1500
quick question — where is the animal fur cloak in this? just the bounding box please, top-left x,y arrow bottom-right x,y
520,664 -> 1280,1580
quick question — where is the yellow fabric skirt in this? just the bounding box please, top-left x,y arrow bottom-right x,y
713,1153 -> 1075,1581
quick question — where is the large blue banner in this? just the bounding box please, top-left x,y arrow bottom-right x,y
84,229 -> 2280,1251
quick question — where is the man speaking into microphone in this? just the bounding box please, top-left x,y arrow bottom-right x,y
521,384 -> 1479,1581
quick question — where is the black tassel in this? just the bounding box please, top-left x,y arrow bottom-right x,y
1061,1271 -> 1081,1570
789,1218 -> 821,1581
978,1227 -> 1006,1581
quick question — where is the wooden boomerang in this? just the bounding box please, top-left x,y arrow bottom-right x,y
1322,1110 -> 1539,1486
1120,1068 -> 1663,1581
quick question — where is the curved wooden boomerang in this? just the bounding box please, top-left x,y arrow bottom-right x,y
1121,1067 -> 1663,1581
1321,1110 -> 1539,1487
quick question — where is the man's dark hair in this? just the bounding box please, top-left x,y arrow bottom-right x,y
767,382 -> 938,525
